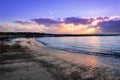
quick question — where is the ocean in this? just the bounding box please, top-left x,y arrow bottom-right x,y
36,36 -> 120,58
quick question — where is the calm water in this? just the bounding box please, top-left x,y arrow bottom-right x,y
36,36 -> 120,58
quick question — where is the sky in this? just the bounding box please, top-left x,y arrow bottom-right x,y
0,0 -> 120,34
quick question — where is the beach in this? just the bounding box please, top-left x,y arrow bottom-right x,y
0,38 -> 120,80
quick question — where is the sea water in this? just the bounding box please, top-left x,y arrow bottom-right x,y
36,36 -> 120,58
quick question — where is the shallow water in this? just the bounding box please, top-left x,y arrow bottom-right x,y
36,36 -> 120,58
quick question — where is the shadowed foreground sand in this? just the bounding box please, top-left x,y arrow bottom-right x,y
0,38 -> 120,80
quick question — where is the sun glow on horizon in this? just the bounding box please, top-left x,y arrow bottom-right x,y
53,23 -> 99,34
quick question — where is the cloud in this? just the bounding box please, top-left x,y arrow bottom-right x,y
49,23 -> 99,34
14,20 -> 36,25
98,19 -> 120,33
64,17 -> 92,25
0,16 -> 120,34
31,18 -> 59,26
0,24 -> 14,32
30,17 -> 99,34
31,17 -> 94,25
0,20 -> 47,32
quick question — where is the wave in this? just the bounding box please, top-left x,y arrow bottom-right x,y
36,39 -> 120,58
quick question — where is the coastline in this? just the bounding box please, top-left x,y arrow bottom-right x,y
0,38 -> 120,80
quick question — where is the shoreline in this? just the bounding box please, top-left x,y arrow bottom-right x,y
0,38 -> 120,80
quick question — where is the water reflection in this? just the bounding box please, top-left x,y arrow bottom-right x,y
89,37 -> 101,53
86,56 -> 97,66
58,52 -> 99,67
89,37 -> 100,46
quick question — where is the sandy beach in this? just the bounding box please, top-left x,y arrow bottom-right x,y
0,38 -> 120,80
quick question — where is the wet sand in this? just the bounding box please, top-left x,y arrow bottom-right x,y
0,38 -> 120,80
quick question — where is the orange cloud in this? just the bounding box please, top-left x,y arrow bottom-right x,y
47,23 -> 100,34
0,20 -> 100,34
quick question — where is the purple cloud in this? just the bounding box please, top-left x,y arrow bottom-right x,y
64,17 -> 92,25
14,20 -> 36,25
31,18 -> 59,25
31,17 -> 93,26
98,19 -> 120,33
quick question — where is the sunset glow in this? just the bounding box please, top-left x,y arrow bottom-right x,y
0,0 -> 120,34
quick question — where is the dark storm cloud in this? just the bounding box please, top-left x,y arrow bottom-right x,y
98,19 -> 120,33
